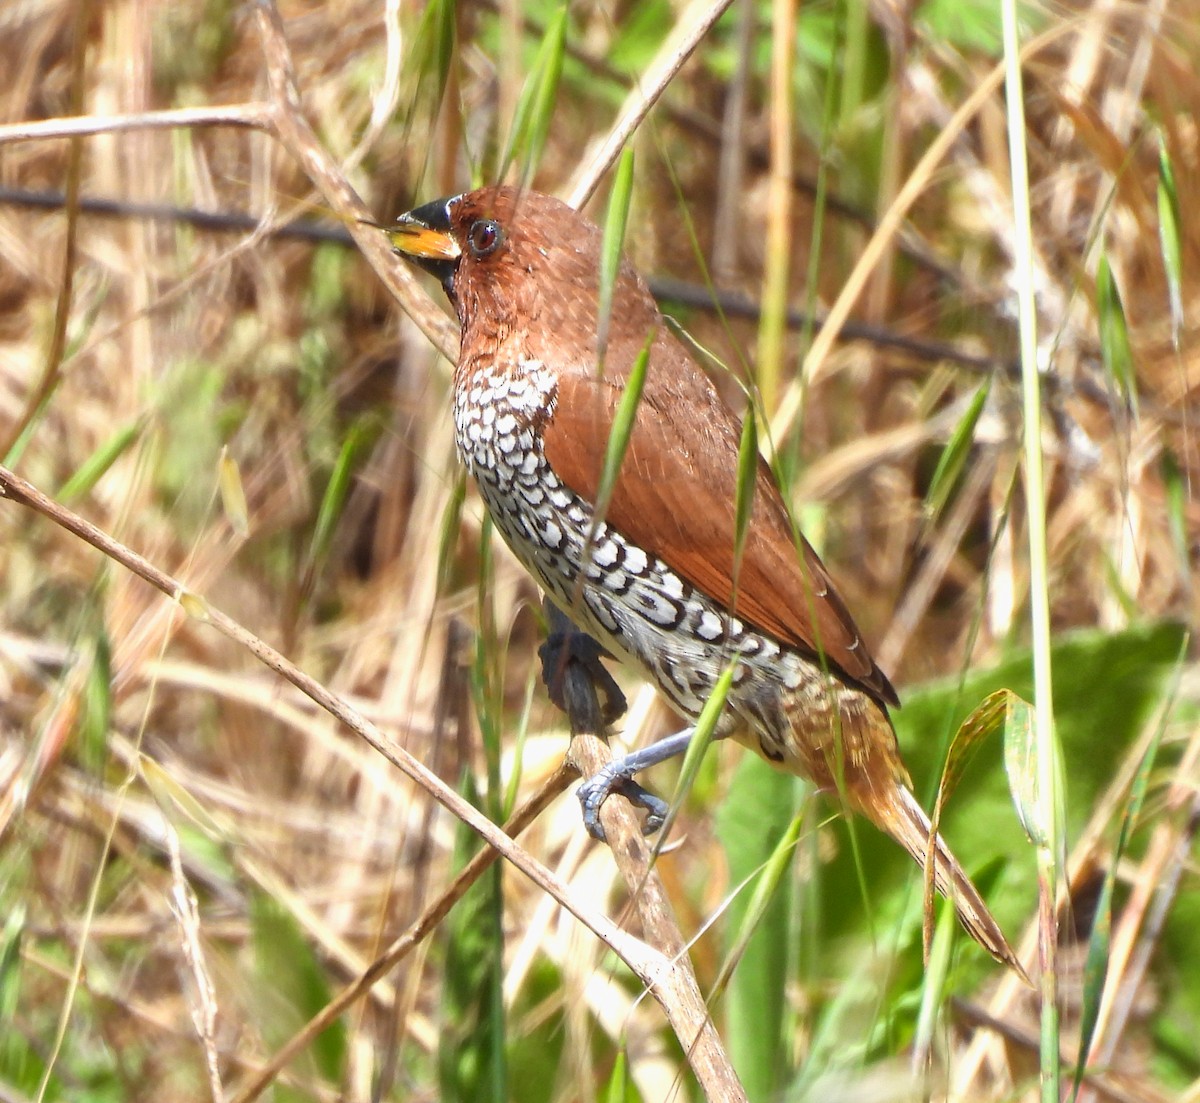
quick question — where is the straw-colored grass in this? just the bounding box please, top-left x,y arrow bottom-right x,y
0,1 -> 1196,1100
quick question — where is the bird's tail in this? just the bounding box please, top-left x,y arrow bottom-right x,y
874,783 -> 1029,981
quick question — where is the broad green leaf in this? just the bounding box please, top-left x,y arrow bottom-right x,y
716,754 -> 798,1101
1070,641 -> 1183,1102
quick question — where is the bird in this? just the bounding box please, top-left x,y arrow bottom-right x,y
388,184 -> 1024,974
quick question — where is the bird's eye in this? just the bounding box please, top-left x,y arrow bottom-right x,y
467,219 -> 504,258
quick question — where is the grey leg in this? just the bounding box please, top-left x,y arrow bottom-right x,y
578,727 -> 696,841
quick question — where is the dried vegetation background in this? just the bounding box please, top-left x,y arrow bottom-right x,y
0,0 -> 1197,1100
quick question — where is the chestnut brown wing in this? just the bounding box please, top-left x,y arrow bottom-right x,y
540,366 -> 899,710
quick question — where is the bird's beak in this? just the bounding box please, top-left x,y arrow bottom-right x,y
388,198 -> 460,291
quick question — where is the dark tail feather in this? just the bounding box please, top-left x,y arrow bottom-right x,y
884,785 -> 1029,982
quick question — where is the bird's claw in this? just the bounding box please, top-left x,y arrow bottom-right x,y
538,627 -> 627,726
577,768 -> 668,841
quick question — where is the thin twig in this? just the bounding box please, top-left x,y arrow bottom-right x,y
0,103 -> 271,145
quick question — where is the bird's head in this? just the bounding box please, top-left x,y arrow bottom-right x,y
389,186 -> 659,369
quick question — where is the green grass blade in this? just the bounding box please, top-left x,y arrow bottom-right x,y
590,336 -> 651,526
251,893 -> 347,1089
714,804 -> 801,1100
1156,135 -> 1184,344
0,902 -> 30,1088
1002,0 -> 1063,1091
924,378 -> 991,524
305,415 -> 380,582
912,896 -> 956,1074
499,5 -> 568,186
437,469 -> 469,594
603,1046 -> 637,1103
1002,688 -> 1045,848
410,0 -> 456,107
1096,252 -> 1138,417
730,409 -> 757,603
647,663 -> 736,855
80,628 -> 112,778
1160,450 -> 1189,577
596,146 -> 635,367
440,777 -> 507,1103
928,688 -> 1019,957
57,420 -> 142,504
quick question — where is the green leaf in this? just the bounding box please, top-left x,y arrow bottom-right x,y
1160,449 -> 1189,575
1002,686 -> 1048,848
304,415 -> 381,584
715,755 -> 799,1101
436,468 -> 468,594
928,688 -> 1024,954
1070,639 -> 1183,1101
79,629 -> 112,778
666,665 -> 735,836
602,1047 -> 640,1103
410,0 -> 456,108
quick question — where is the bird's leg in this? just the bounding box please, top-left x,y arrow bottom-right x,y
538,602 -> 627,725
577,727 -> 696,841
538,599 -> 665,834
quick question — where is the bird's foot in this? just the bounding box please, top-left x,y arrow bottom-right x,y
538,619 -> 627,726
577,769 -> 668,841
575,727 -> 698,841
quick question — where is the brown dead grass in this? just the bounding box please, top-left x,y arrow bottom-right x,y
0,1 -> 1197,1100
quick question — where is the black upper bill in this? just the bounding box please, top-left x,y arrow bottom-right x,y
389,196 -> 460,291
